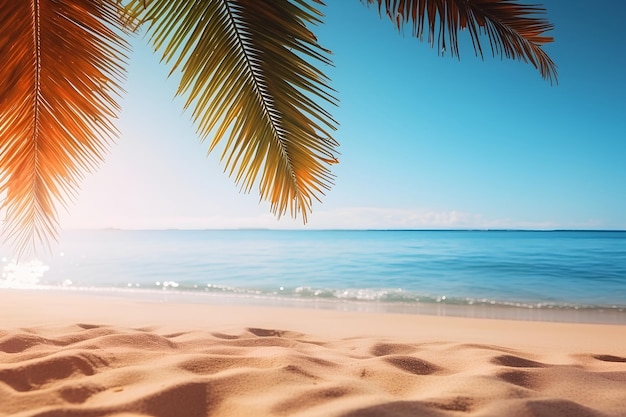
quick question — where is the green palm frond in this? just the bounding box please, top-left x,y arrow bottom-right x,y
0,0 -> 128,256
1,0 -> 557,256
363,0 -> 557,82
125,0 -> 339,222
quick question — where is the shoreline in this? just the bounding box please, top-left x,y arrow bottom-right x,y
3,286 -> 626,325
2,290 -> 626,417
2,289 -> 625,349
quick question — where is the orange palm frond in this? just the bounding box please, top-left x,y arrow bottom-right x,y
124,0 -> 339,222
363,0 -> 557,83
0,0 -> 128,256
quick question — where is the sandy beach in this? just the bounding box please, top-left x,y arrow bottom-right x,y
1,290 -> 625,417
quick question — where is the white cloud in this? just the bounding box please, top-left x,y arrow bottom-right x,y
303,207 -> 574,230
302,207 -> 495,229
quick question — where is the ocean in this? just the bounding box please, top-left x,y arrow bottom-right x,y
2,230 -> 625,323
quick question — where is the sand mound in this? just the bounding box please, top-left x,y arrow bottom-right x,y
1,323 -> 625,417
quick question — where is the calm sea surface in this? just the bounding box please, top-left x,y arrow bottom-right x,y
2,230 -> 625,322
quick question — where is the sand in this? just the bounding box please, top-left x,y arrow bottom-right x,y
1,290 -> 625,417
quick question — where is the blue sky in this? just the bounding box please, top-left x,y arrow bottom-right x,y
59,0 -> 626,231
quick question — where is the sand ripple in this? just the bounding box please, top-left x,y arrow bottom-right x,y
0,324 -> 625,417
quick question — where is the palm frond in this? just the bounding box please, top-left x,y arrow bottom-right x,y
0,0 -> 128,256
125,0 -> 339,222
363,0 -> 557,83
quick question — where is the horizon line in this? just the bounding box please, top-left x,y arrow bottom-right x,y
63,227 -> 626,233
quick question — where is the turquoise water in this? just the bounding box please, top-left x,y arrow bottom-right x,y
2,230 -> 625,321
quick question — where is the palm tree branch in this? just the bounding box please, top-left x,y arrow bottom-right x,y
362,0 -> 557,83
125,0 -> 339,221
0,0 -> 128,256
